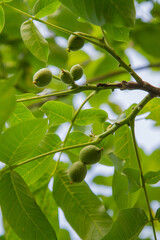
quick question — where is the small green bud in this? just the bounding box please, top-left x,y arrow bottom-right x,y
67,34 -> 85,52
70,64 -> 83,81
80,145 -> 102,165
69,161 -> 87,183
33,68 -> 52,87
60,69 -> 74,84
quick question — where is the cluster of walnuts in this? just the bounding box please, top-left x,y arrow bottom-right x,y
69,145 -> 103,183
32,33 -> 103,184
33,33 -> 85,88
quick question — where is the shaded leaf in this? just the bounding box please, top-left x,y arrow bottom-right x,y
102,208 -> 148,240
53,169 -> 112,240
0,171 -> 57,240
75,108 -> 108,125
33,0 -> 60,18
0,119 -> 48,165
108,153 -> 124,171
113,170 -> 140,209
20,20 -> 49,62
0,79 -> 16,133
0,5 -> 5,33
59,0 -> 135,27
34,186 -> 59,234
144,170 -> 160,184
104,24 -> 129,42
155,208 -> 160,222
41,101 -> 73,126
123,168 -> 141,193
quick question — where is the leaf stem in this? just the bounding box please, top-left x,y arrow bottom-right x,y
97,94 -> 153,140
130,120 -> 157,240
51,90 -> 96,176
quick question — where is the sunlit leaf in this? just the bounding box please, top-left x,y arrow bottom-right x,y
102,208 -> 148,240
8,102 -> 35,127
16,133 -> 61,186
34,186 -> 59,234
114,125 -> 138,168
20,20 -> 49,62
41,101 -> 73,126
33,0 -> 60,18
0,79 -> 16,133
0,119 -> 48,165
0,171 -> 57,240
53,169 -> 112,240
144,170 -> 160,184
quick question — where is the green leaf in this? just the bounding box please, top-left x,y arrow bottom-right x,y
0,5 -> 5,33
41,101 -> 73,126
123,168 -> 141,193
53,169 -> 112,240
155,208 -> 160,222
34,186 -> 59,234
0,79 -> 16,133
20,20 -> 49,62
29,160 -> 56,193
8,102 -> 35,127
75,108 -> 108,125
0,119 -> 48,165
144,170 -> 160,184
59,0 -> 135,27
131,21 -> 160,58
114,125 -> 138,168
58,229 -> 70,240
112,170 -> 140,209
104,24 -> 129,42
93,175 -> 112,186
139,98 -> 160,126
16,133 -> 61,186
33,0 -> 60,18
102,208 -> 148,240
108,153 -> 124,171
0,171 -> 57,240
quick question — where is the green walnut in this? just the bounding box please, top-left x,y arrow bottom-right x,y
33,68 -> 52,87
67,34 -> 85,52
60,69 -> 74,84
69,161 -> 87,183
80,145 -> 102,165
70,64 -> 83,81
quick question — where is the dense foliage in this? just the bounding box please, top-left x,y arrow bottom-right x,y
0,0 -> 160,239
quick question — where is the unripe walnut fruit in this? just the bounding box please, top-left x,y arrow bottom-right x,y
70,64 -> 83,81
33,68 -> 52,87
69,161 -> 87,183
80,145 -> 102,165
60,69 -> 73,84
67,34 -> 85,51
